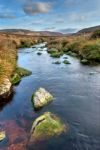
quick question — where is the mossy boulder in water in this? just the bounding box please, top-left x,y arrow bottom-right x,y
63,60 -> 70,64
11,73 -> 21,85
29,112 -> 68,142
16,67 -> 32,77
53,61 -> 61,65
11,67 -> 32,85
31,88 -> 53,110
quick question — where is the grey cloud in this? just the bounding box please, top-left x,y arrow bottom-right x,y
23,1 -> 52,15
56,19 -> 64,24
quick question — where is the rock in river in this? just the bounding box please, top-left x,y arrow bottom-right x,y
0,131 -> 6,142
31,88 -> 53,110
0,78 -> 12,99
29,112 -> 68,143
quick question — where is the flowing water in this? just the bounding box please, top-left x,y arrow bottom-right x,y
0,43 -> 100,150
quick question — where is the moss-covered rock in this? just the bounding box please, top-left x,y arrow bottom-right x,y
16,67 -> 32,77
30,112 -> 68,142
66,51 -> 77,57
50,52 -> 63,58
11,67 -> 32,85
11,73 -> 21,85
63,60 -> 70,64
31,88 -> 53,110
53,61 -> 61,65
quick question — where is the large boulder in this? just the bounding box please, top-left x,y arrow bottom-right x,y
29,112 -> 68,143
31,88 -> 53,110
0,78 -> 12,99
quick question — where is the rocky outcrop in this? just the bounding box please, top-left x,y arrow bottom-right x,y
31,88 -> 53,110
0,78 -> 12,99
29,112 -> 68,143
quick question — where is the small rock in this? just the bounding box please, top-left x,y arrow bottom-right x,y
0,131 -> 6,141
37,52 -> 42,55
53,61 -> 61,65
63,60 -> 70,64
31,88 -> 53,110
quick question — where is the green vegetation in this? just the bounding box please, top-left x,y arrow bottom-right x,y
80,44 -> 100,63
20,40 -> 33,48
11,67 -> 32,85
16,67 -> 32,77
47,31 -> 100,65
30,112 -> 67,142
91,30 -> 100,39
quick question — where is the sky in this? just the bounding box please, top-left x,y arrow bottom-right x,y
0,0 -> 100,33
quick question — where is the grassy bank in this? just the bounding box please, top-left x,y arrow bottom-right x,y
0,34 -> 37,85
47,31 -> 100,65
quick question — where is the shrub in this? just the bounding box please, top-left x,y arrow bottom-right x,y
91,30 -> 100,39
81,44 -> 100,61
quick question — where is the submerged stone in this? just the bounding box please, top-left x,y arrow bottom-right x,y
31,88 -> 53,110
30,112 -> 68,142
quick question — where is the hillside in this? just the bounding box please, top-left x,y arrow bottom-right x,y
77,25 -> 100,34
0,29 -> 63,36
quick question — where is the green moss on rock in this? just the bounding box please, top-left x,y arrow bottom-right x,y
11,67 -> 32,85
30,112 -> 68,142
16,67 -> 32,77
63,60 -> 70,64
54,61 -> 61,64
11,73 -> 21,85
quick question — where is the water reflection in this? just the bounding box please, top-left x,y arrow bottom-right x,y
0,92 -> 14,111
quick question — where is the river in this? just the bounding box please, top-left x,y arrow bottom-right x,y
0,43 -> 100,150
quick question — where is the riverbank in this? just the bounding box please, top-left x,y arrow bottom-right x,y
0,34 -> 38,99
47,31 -> 100,65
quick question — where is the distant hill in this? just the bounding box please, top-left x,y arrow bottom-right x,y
0,29 -> 63,36
77,25 -> 100,34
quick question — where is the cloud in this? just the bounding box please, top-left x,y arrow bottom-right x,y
23,1 -> 52,15
0,14 -> 16,19
55,19 -> 64,24
70,13 -> 87,22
